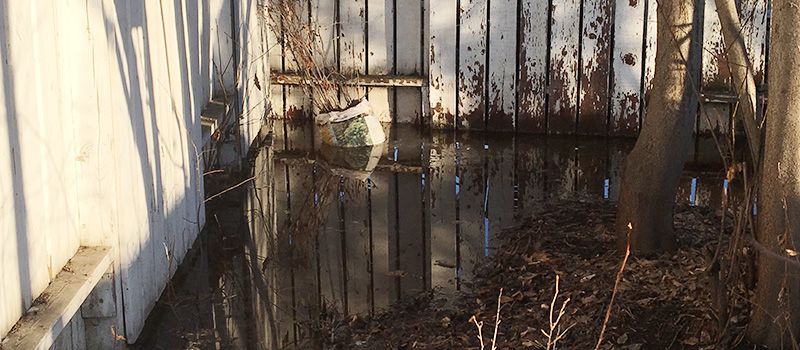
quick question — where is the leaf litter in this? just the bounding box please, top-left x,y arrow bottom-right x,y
331,199 -> 756,349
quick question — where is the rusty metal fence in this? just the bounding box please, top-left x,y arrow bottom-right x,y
268,0 -> 769,136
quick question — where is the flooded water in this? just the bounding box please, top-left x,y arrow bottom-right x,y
139,120 -> 731,349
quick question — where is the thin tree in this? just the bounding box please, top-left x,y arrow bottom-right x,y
615,0 -> 703,253
747,0 -> 800,347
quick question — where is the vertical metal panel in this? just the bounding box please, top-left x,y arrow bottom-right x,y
286,1 -> 313,120
339,0 -> 367,103
285,120 -> 314,152
738,0 -> 769,86
367,0 -> 395,121
429,132 -> 457,292
428,0 -> 457,128
458,0 -> 487,131
548,0 -> 581,134
579,0 -> 612,134
267,0 -> 286,120
643,0 -> 658,113
517,0 -> 549,133
285,88 -> 312,121
701,0 -> 731,92
487,0 -> 517,132
396,0 -> 423,124
312,0 -> 338,68
611,0 -> 645,136
311,0 -> 338,115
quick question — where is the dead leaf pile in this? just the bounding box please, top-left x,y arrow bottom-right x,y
340,200 -> 752,349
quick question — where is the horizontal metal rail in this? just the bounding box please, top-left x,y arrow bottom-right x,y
270,73 -> 425,87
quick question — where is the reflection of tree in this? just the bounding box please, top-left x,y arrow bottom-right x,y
286,144 -> 382,265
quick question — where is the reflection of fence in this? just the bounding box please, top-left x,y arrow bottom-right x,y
259,120 -> 730,346
267,0 -> 769,136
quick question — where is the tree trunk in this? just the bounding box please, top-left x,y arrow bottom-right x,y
715,0 -> 760,163
748,0 -> 800,347
615,0 -> 702,253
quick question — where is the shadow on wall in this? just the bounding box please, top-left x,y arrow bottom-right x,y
0,0 -> 33,337
0,0 -> 242,344
101,0 -> 220,342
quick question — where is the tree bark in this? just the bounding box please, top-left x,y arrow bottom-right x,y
748,0 -> 800,347
714,0 -> 760,163
615,0 -> 702,253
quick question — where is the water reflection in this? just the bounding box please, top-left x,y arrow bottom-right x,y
246,120 -> 729,349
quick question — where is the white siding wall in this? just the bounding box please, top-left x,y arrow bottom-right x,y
0,0 -> 268,343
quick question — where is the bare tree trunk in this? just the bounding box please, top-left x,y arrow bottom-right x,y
748,0 -> 800,347
715,0 -> 760,163
615,0 -> 702,253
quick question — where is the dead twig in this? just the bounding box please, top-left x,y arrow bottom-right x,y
594,223 -> 632,350
491,288 -> 503,350
541,275 -> 572,350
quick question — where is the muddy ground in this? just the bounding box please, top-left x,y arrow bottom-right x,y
330,200 -> 756,350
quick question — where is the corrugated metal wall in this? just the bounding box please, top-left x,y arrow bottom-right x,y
269,0 -> 770,136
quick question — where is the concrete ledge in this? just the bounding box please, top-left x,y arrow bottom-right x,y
1,247 -> 112,350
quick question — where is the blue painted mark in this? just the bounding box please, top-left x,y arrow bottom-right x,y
604,178 -> 610,199
723,179 -> 728,198
484,178 -> 490,211
753,196 -> 758,215
690,178 -> 697,206
455,175 -> 460,195
484,217 -> 490,256
393,147 -> 398,161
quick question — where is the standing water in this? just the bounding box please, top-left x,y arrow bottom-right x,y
136,120 -> 728,349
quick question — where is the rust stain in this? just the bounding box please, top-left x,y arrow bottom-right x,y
285,105 -> 307,120
629,0 -> 638,7
459,64 -> 485,130
517,44 -> 546,132
612,92 -> 640,136
579,3 -> 611,134
622,53 -> 637,66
